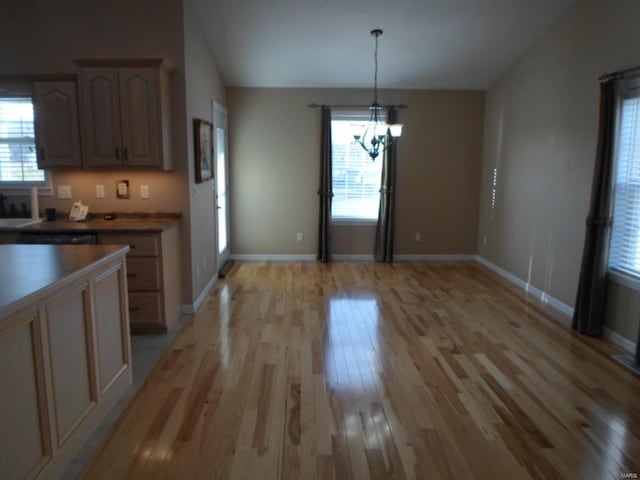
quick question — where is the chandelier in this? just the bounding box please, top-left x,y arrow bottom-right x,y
353,29 -> 403,161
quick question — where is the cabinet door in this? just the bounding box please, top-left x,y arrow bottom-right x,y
79,68 -> 122,166
0,313 -> 51,479
119,68 -> 159,167
33,82 -> 82,168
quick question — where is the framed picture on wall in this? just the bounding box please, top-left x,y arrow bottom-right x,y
194,118 -> 213,183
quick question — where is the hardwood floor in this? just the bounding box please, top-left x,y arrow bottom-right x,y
81,261 -> 640,479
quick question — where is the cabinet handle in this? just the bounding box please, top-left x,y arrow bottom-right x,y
39,148 -> 45,163
129,244 -> 136,249
115,147 -> 120,160
127,273 -> 137,278
129,306 -> 140,312
123,147 -> 129,161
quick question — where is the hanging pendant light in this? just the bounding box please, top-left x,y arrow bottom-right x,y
353,29 -> 403,161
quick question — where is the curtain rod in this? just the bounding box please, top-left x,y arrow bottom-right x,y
308,103 -> 408,109
599,65 -> 640,82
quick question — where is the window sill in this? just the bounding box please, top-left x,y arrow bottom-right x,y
608,270 -> 640,291
331,218 -> 378,226
0,186 -> 53,196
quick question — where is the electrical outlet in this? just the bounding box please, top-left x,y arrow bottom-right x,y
140,185 -> 150,199
96,185 -> 105,199
415,232 -> 421,242
57,185 -> 72,199
296,232 -> 303,242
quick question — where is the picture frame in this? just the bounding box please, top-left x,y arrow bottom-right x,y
194,118 -> 213,183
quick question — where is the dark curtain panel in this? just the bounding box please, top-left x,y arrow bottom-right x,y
572,80 -> 618,336
317,106 -> 332,262
374,108 -> 398,262
635,323 -> 640,366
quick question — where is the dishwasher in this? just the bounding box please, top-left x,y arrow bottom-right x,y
18,232 -> 98,244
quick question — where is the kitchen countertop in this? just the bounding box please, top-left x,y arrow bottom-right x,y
0,216 -> 180,233
0,244 -> 129,318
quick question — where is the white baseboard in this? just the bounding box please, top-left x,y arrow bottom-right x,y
395,254 -> 477,262
475,255 -> 574,318
229,253 -> 475,262
230,254 -> 316,261
181,273 -> 218,315
475,255 -> 637,354
604,327 -> 637,354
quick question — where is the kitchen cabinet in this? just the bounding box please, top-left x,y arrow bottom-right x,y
0,245 -> 131,480
33,81 -> 82,168
99,226 -> 180,331
76,59 -> 173,170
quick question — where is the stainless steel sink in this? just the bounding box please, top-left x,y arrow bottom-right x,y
0,218 -> 42,227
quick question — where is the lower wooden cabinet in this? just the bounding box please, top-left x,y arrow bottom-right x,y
99,226 -> 180,331
0,313 -> 50,480
0,254 -> 131,480
127,292 -> 163,326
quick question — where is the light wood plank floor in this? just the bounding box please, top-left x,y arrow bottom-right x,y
81,261 -> 640,479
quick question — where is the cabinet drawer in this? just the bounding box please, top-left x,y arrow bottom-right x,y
126,258 -> 160,291
100,234 -> 159,257
128,292 -> 162,326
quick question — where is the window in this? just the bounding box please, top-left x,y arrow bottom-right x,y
331,111 -> 383,221
0,86 -> 46,188
610,78 -> 640,278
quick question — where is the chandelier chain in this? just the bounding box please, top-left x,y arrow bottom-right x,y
374,31 -> 379,104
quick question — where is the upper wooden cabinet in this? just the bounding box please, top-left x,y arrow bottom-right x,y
76,59 -> 173,170
33,81 -> 82,168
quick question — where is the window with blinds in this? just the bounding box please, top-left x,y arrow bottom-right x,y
0,94 -> 45,186
331,111 -> 383,221
609,79 -> 640,278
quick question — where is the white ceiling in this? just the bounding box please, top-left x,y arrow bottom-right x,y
191,0 -> 575,90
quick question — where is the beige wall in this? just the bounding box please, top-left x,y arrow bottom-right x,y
227,88 -> 484,257
477,0 -> 640,343
183,0 -> 227,301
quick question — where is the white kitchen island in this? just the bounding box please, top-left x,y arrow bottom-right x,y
0,244 -> 131,480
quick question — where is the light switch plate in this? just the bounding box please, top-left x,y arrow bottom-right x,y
96,185 -> 105,199
57,185 -> 72,199
116,180 -> 129,199
140,185 -> 150,199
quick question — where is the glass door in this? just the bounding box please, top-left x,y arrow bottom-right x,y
214,103 -> 230,272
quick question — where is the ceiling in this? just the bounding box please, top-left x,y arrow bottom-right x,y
191,0 -> 575,90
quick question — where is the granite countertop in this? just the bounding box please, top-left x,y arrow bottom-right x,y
0,215 -> 180,233
0,244 -> 129,318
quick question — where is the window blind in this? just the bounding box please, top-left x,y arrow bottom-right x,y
0,95 -> 45,185
610,82 -> 640,277
331,110 -> 384,220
